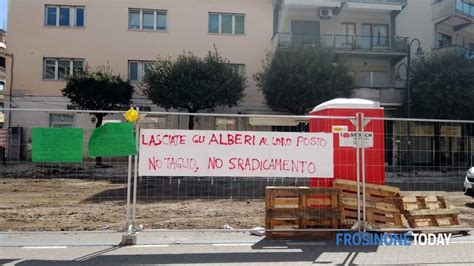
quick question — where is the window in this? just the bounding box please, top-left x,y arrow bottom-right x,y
229,64 -> 245,75
43,58 -> 84,80
59,7 -> 70,26
341,23 -> 356,44
129,9 -> 140,29
75,7 -> 84,27
208,13 -> 245,35
44,5 -> 85,27
362,24 -> 389,48
215,118 -> 236,130
209,14 -> 219,33
372,25 -> 388,46
357,71 -> 389,88
142,10 -> 154,30
57,59 -> 71,79
469,43 -> 474,50
0,56 -> 5,68
46,6 -> 57,26
0,81 -> 4,92
438,33 -> 452,48
221,14 -> 233,34
128,9 -> 168,31
50,114 -> 75,128
128,60 -> 153,82
157,11 -> 167,30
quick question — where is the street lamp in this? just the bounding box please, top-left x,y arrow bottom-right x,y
395,38 -> 424,170
405,38 -> 424,119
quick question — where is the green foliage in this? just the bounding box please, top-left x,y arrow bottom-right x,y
409,52 -> 474,120
143,50 -> 246,114
62,66 -> 134,127
254,47 -> 355,115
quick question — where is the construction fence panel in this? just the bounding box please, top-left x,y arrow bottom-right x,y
367,117 -> 474,233
6,109 -> 471,235
134,112 -> 361,237
0,109 -> 131,232
0,109 -> 362,236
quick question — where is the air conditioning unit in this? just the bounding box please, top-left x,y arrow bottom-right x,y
320,8 -> 333,18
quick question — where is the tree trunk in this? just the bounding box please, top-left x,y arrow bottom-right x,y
95,114 -> 104,167
433,123 -> 441,170
188,114 -> 195,130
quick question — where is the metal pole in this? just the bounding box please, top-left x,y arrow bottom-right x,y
407,42 -> 411,119
361,113 -> 367,232
125,155 -> 132,232
132,107 -> 140,229
355,113 -> 361,232
407,43 -> 412,171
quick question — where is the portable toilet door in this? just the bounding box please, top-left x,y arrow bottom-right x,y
309,98 -> 385,187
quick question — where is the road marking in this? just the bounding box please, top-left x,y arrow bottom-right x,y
127,244 -> 170,248
23,246 -> 68,249
212,243 -> 254,247
450,240 -> 474,244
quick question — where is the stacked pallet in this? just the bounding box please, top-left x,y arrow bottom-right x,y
265,186 -> 340,239
334,179 -> 403,229
397,191 -> 467,233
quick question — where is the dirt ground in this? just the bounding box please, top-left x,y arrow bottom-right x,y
0,178 -> 473,231
0,178 -> 264,231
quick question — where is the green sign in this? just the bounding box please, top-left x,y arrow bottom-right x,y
32,128 -> 84,163
88,123 -> 137,157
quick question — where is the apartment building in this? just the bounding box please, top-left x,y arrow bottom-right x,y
273,0 -> 408,114
391,0 -> 474,166
5,0 -> 274,130
398,0 -> 474,57
3,0 -> 416,131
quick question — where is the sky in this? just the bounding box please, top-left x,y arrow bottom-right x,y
0,0 -> 7,30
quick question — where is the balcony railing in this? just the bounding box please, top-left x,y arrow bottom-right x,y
274,33 -> 408,53
455,0 -> 474,19
433,45 -> 474,59
345,0 -> 407,5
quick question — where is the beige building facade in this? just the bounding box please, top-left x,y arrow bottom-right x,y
5,0 -> 274,129
4,0 -> 417,129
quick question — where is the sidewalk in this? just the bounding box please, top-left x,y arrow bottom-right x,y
1,231 -> 474,265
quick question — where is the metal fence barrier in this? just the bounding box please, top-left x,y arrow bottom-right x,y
0,108 -> 473,239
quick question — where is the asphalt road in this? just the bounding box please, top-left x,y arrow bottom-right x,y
1,231 -> 474,265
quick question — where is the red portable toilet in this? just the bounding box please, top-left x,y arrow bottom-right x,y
309,98 -> 385,188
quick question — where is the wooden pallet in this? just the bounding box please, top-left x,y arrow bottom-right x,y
398,192 -> 449,211
265,186 -> 340,239
334,179 -> 403,229
334,179 -> 400,203
397,192 -> 467,234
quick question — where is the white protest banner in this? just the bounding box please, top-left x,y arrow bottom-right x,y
139,129 -> 333,178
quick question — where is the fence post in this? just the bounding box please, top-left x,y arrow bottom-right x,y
355,113 -> 361,232
126,155 -> 132,230
361,113 -> 367,232
121,107 -> 140,245
132,107 -> 140,229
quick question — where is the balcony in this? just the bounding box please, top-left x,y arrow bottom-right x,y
455,0 -> 474,19
346,0 -> 407,4
432,45 -> 474,59
273,33 -> 407,57
278,0 -> 407,8
434,0 -> 474,28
